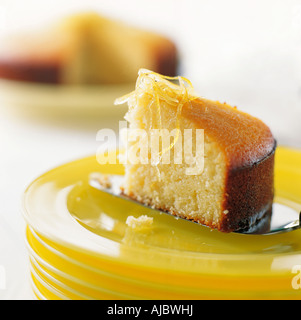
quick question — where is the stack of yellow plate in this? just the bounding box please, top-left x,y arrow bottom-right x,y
23,147 -> 301,300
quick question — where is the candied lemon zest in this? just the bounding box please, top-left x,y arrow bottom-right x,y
115,69 -> 197,180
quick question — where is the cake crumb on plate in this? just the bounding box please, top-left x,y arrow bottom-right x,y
126,215 -> 153,230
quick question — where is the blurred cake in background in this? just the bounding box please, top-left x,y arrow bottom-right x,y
0,13 -> 178,85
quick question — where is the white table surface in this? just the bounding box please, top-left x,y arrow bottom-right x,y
0,0 -> 301,300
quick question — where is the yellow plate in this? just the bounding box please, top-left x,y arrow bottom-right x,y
22,146 -> 301,300
0,79 -> 132,117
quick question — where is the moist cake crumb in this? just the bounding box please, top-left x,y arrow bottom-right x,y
126,215 -> 154,230
90,172 -> 112,189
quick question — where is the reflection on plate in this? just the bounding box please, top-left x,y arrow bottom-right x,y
22,146 -> 301,300
0,79 -> 133,117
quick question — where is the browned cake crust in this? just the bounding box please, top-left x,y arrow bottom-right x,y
179,98 -> 275,232
0,59 -> 61,83
220,144 -> 275,232
153,40 -> 178,78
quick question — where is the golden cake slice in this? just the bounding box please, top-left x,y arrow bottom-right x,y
0,13 -> 177,84
115,70 -> 276,233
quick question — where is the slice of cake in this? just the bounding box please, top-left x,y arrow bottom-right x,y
0,13 -> 178,85
115,69 -> 276,233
